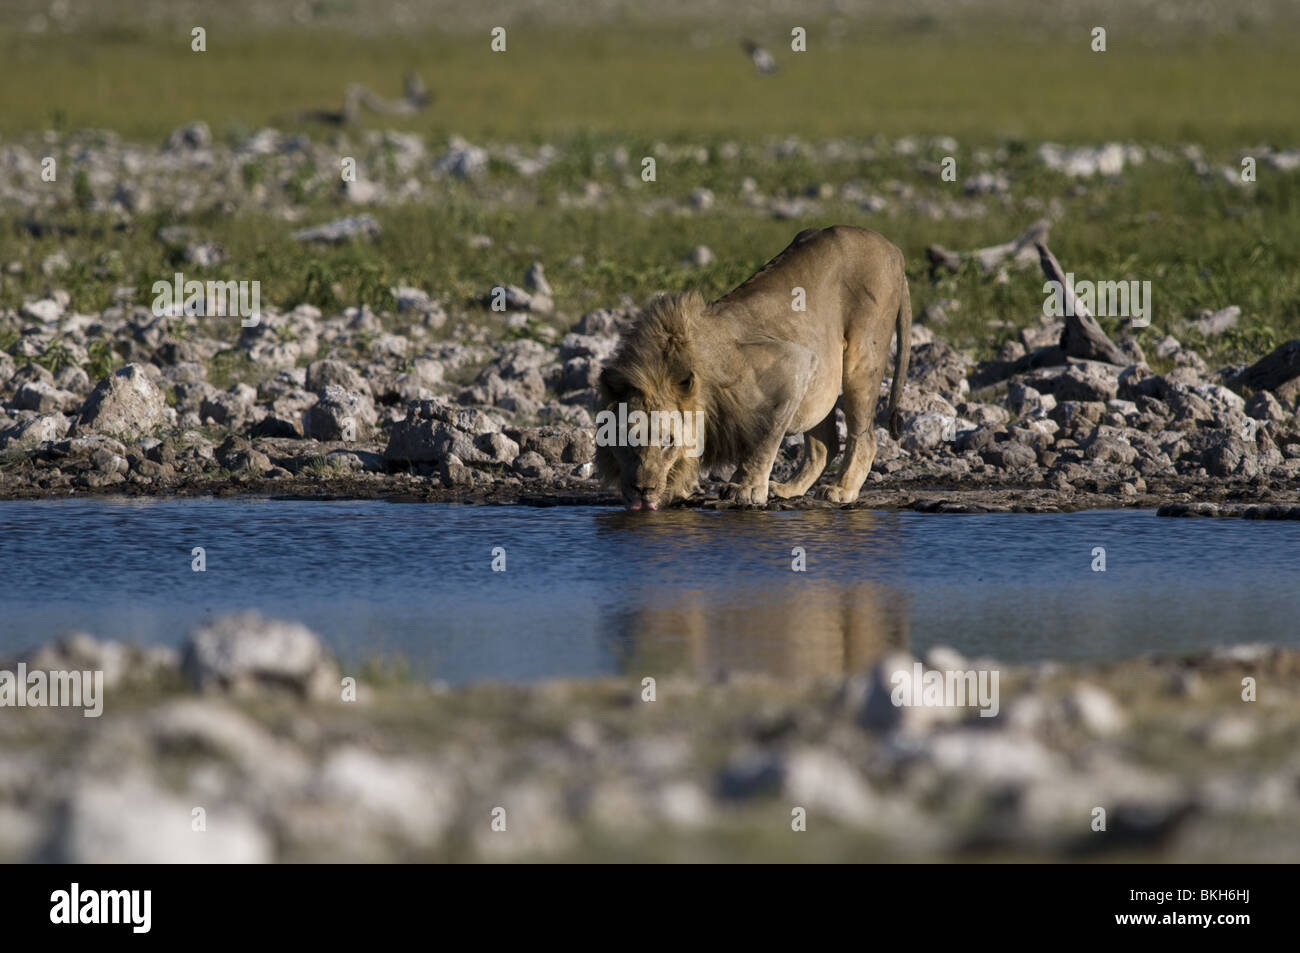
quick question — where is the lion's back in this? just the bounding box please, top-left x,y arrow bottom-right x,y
711,225 -> 905,343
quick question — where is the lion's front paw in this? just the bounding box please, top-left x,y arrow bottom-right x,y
768,480 -> 801,500
725,482 -> 769,506
820,485 -> 859,505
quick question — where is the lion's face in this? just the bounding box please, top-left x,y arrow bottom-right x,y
597,371 -> 700,510
594,292 -> 711,510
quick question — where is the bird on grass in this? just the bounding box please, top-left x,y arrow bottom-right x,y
742,39 -> 778,75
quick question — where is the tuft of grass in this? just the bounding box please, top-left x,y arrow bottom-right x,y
33,337 -> 77,374
206,349 -> 261,390
301,455 -> 348,479
85,339 -> 119,382
354,653 -> 416,688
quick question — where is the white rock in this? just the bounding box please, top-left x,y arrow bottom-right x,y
182,612 -> 337,699
57,775 -> 271,863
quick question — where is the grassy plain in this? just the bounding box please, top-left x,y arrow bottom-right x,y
1,16 -> 1298,366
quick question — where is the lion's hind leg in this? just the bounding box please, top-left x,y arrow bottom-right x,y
770,408 -> 838,499
823,331 -> 887,505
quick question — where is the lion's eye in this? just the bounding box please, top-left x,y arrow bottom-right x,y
679,371 -> 694,389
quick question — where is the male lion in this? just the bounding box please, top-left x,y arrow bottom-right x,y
596,225 -> 911,509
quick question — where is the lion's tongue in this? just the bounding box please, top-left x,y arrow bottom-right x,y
627,499 -> 643,510
644,500 -> 659,510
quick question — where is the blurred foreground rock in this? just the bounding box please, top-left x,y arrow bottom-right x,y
3,621 -> 1298,862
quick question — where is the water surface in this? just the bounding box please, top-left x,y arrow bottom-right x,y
2,499 -> 1297,682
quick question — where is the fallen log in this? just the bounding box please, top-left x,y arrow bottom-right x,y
296,73 -> 432,125
1035,242 -> 1129,366
1230,339 -> 1300,404
356,73 -> 433,116
926,220 -> 1050,277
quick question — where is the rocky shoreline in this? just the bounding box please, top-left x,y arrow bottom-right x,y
5,478 -> 1300,518
3,290 -> 1299,508
2,616 -> 1296,862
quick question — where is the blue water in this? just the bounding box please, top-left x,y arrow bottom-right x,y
1,498 -> 1298,682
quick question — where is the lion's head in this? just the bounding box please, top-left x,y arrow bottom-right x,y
595,292 -> 707,510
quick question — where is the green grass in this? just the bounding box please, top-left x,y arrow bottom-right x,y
1,22 -> 1298,145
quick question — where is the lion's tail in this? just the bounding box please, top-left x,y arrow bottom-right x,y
887,275 -> 911,440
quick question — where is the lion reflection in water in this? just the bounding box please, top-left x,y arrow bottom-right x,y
615,578 -> 909,680
600,507 -> 910,679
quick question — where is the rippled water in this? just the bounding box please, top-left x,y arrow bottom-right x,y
2,498 -> 1298,683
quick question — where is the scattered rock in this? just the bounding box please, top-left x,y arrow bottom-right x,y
76,364 -> 168,437
1194,305 -> 1240,337
0,412 -> 70,450
181,612 -> 338,700
303,385 -> 377,441
684,245 -> 715,267
291,214 -> 381,243
53,775 -> 271,863
523,262 -> 552,297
